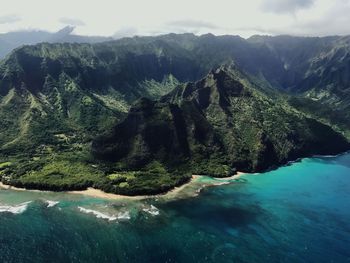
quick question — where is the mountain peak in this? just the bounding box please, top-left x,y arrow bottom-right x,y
181,66 -> 250,103
55,26 -> 75,36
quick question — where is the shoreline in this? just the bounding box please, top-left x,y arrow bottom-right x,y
0,152 -> 347,200
0,172 -> 247,200
214,171 -> 246,181
0,175 -> 203,200
0,172 -> 246,200
71,175 -> 205,200
0,182 -> 46,192
71,172 -> 247,199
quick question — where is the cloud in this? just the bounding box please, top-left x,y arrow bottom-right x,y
261,0 -> 315,14
113,27 -> 138,39
0,14 -> 21,24
233,26 -> 284,36
0,0 -> 349,39
293,2 -> 350,36
59,17 -> 85,26
167,19 -> 219,30
252,0 -> 350,36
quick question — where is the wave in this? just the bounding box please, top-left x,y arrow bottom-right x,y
117,211 -> 131,220
78,207 -> 130,221
0,201 -> 32,214
46,200 -> 59,208
142,205 -> 160,216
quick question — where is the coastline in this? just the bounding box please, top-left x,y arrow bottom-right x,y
214,171 -> 246,181
0,182 -> 46,192
0,172 -> 246,200
68,175 -> 204,200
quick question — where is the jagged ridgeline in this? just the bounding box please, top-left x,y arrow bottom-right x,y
92,67 -> 349,177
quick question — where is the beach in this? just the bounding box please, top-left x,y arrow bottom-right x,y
68,175 -> 204,200
0,182 -> 31,192
0,173 -> 245,200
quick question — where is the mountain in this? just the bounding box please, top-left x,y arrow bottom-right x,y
0,26 -> 112,59
0,40 -> 192,156
2,33 -> 350,118
148,34 -> 350,127
246,35 -> 350,134
1,33 -> 350,195
91,67 -> 349,194
0,39 -> 194,194
110,34 -> 350,128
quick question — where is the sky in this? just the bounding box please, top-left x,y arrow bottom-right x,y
0,0 -> 349,38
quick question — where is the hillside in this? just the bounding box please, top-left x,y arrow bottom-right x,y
0,41 -> 185,156
248,35 -> 350,124
91,67 -> 349,194
0,40 -> 185,194
2,33 -> 350,131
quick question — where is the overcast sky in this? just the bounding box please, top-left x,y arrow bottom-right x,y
0,0 -> 349,38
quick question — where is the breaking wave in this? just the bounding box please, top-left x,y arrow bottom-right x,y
78,207 -> 130,221
0,201 -> 32,214
46,200 -> 59,208
142,205 -> 160,216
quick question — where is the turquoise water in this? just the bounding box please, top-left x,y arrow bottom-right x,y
0,153 -> 350,262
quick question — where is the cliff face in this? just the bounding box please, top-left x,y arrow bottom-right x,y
93,67 -> 349,175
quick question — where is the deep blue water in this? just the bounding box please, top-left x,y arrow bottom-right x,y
0,153 -> 350,262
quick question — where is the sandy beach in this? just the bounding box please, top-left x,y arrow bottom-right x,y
214,171 -> 246,181
0,182 -> 29,191
68,175 -> 202,200
0,172 -> 246,200
68,188 -> 147,200
0,175 -> 202,200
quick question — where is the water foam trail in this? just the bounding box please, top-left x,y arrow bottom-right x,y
46,200 -> 59,208
0,201 -> 32,214
142,205 -> 160,216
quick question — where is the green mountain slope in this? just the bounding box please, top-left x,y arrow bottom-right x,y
91,67 -> 349,194
0,42 -> 184,155
2,33 -> 350,132
248,35 -> 350,124
0,41 -> 183,193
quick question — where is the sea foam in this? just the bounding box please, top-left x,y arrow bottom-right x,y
116,211 -> 131,220
78,207 -> 130,221
0,201 -> 32,214
46,200 -> 59,208
142,205 -> 160,216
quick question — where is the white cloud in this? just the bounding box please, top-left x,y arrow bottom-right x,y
59,17 -> 85,27
167,20 -> 219,30
113,27 -> 138,39
0,14 -> 21,24
0,0 -> 349,37
261,0 -> 315,14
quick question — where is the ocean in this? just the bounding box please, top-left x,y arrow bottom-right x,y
0,153 -> 350,262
